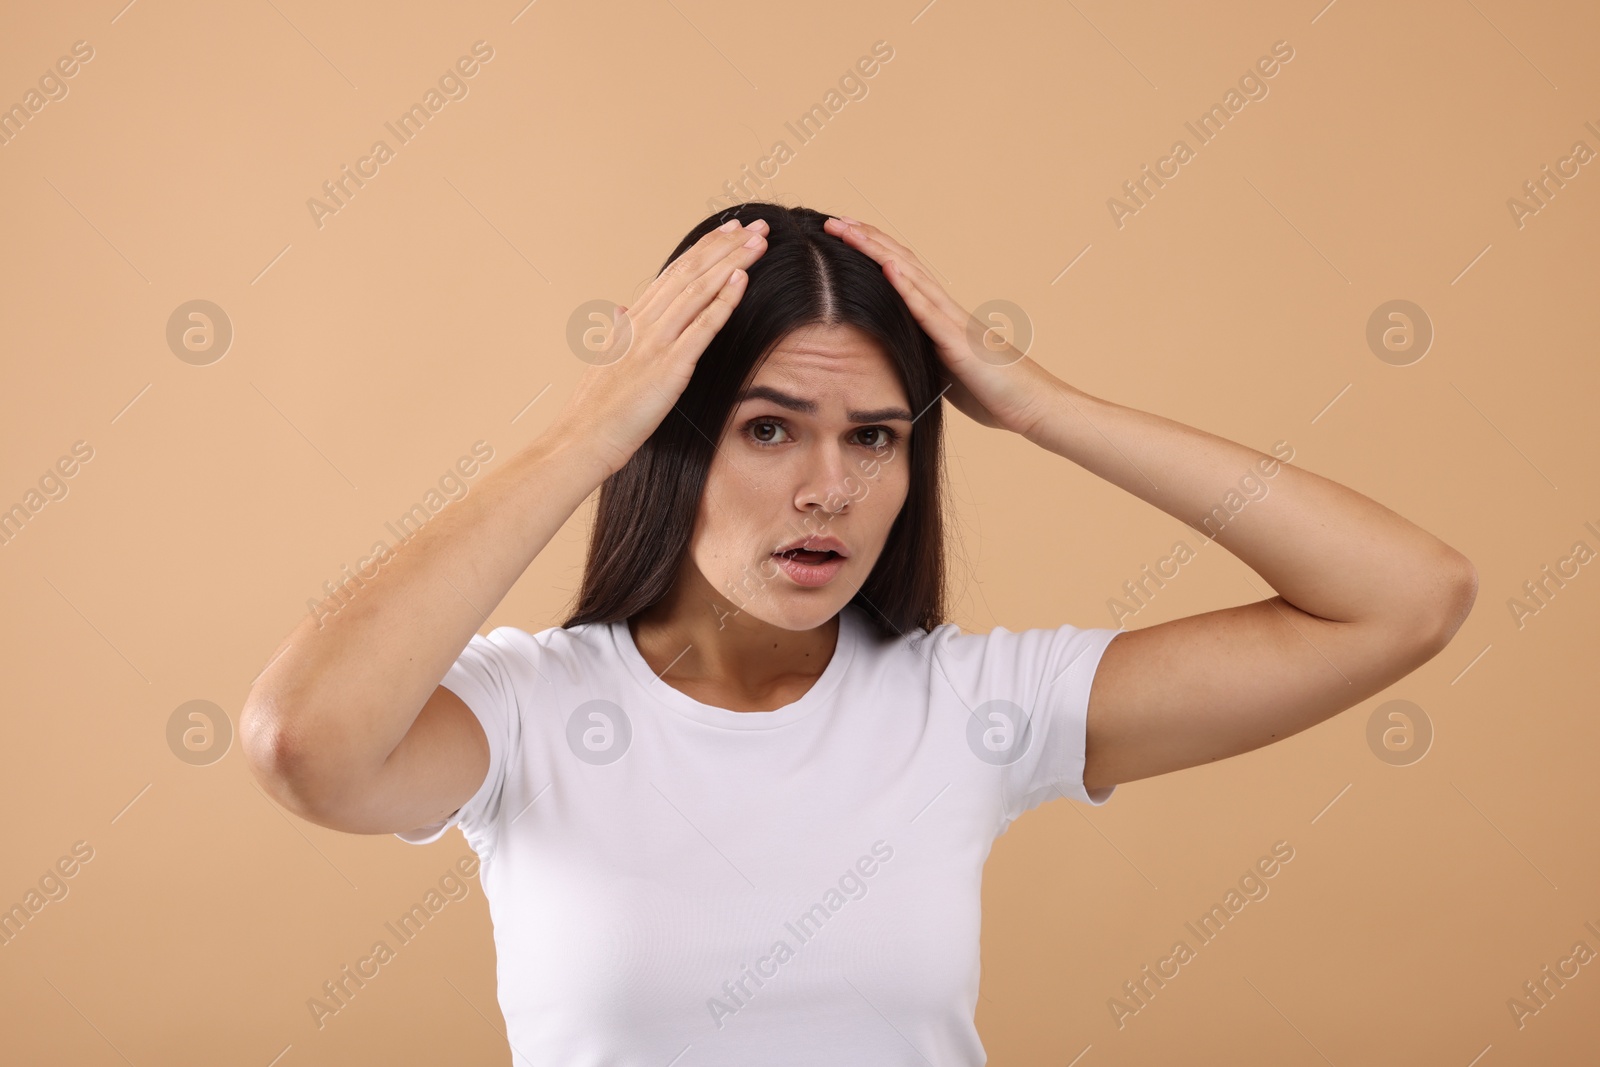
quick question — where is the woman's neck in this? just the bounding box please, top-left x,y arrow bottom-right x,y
628,574 -> 842,711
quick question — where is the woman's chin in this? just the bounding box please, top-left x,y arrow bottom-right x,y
716,593 -> 847,634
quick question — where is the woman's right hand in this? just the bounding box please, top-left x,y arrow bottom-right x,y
551,216 -> 770,476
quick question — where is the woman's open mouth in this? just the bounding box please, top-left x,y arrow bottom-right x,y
772,548 -> 845,587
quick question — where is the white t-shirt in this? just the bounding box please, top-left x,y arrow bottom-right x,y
397,602 -> 1121,1065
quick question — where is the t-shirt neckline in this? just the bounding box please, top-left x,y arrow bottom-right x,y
610,606 -> 862,730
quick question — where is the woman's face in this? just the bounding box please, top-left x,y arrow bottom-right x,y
688,322 -> 914,631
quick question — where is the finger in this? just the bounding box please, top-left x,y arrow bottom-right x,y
632,218 -> 767,325
652,226 -> 768,348
666,266 -> 749,362
827,217 -> 929,280
828,218 -> 942,298
882,258 -> 969,356
852,231 -> 972,341
631,218 -> 746,322
837,217 -> 918,262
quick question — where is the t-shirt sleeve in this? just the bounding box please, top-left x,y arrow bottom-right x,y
392,626 -> 528,857
931,621 -> 1123,830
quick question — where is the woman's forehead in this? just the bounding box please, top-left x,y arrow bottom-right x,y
753,327 -> 897,384
741,355 -> 909,420
767,321 -> 884,360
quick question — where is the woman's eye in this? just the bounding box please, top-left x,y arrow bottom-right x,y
748,419 -> 789,446
744,420 -> 900,449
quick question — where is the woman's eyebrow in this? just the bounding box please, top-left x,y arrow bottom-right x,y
735,384 -> 913,424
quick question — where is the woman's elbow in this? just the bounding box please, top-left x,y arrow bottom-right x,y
1421,552 -> 1478,651
240,696 -> 334,819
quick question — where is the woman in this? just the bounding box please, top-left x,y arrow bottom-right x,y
242,203 -> 1476,1063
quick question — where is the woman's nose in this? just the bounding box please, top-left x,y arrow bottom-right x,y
794,445 -> 856,513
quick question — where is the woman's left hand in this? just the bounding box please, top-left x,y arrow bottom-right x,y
823,215 -> 1060,436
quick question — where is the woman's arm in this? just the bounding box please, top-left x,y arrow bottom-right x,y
822,214 -> 1477,792
242,216 -> 772,831
1020,384 -> 1476,791
241,429 -> 615,829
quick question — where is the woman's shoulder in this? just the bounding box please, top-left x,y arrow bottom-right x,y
852,605 -> 1117,669
844,602 -> 963,664
467,616 -> 621,672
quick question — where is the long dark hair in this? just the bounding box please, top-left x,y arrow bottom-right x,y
559,201 -> 950,640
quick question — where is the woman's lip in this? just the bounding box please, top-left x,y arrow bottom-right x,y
773,545 -> 847,557
771,552 -> 846,587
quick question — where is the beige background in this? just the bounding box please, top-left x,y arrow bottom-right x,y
2,0 -> 1597,1063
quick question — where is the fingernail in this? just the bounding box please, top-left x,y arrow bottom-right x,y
839,215 -> 859,225
743,231 -> 764,247
718,218 -> 741,232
